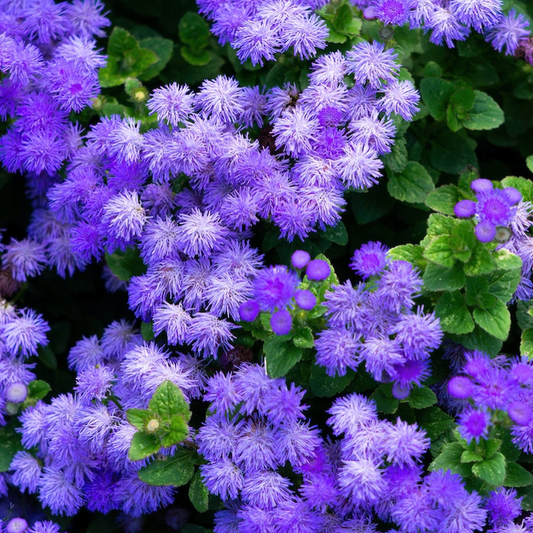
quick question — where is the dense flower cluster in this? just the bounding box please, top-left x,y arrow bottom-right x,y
7,320 -> 205,518
0,0 -> 108,178
448,350 -> 533,451
316,242 -> 442,397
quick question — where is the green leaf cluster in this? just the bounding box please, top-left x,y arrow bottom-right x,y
127,381 -> 192,461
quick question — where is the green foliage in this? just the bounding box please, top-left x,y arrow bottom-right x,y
387,161 -> 435,204
105,248 -> 146,281
0,423 -> 23,472
138,448 -> 198,486
127,381 -> 192,461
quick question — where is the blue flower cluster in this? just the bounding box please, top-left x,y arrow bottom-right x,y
9,320 -> 204,518
317,242 -> 442,397
448,350 -> 533,451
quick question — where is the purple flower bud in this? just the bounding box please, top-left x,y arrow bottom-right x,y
291,250 -> 311,269
508,402 -> 532,426
392,382 -> 411,400
471,178 -> 493,194
448,376 -> 474,399
454,199 -> 476,218
475,221 -> 496,242
503,187 -> 522,205
271,310 -> 292,335
295,289 -> 316,310
239,300 -> 260,322
306,259 -> 330,281
6,382 -> 28,403
7,518 -> 28,533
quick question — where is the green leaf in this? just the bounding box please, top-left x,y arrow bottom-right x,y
387,161 -> 435,204
425,185 -> 460,215
138,448 -> 196,486
473,300 -> 511,341
129,432 -> 161,461
0,424 -> 23,472
484,438 -> 502,459
141,321 -> 154,341
350,186 -> 394,224
520,328 -> 533,357
461,450 -> 483,463
382,136 -> 408,173
309,365 -> 355,397
430,130 -> 477,175
420,77 -> 455,121
426,213 -> 456,239
408,386 -> 437,409
453,325 -> 503,356
492,249 -> 523,271
319,220 -> 348,246
127,408 -> 152,431
370,384 -> 399,414
460,91 -> 505,131
38,345 -> 57,370
416,407 -> 455,441
27,380 -> 51,401
429,442 -> 473,478
517,300 -> 533,330
435,291 -> 475,335
424,235 -> 455,268
181,46 -> 211,66
105,248 -> 146,281
138,37 -> 173,80
292,326 -> 314,349
527,155 -> 533,175
463,242 -> 496,276
388,244 -> 426,270
423,263 -> 465,292
486,268 -> 521,303
161,414 -> 189,447
264,336 -> 303,378
178,12 -> 210,49
149,381 -> 191,422
504,462 -> 533,487
449,220 -> 476,262
189,471 -> 210,513
471,452 -> 506,486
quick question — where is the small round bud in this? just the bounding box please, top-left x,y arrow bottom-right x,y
6,382 -> 28,403
503,187 -> 522,205
6,402 -> 19,415
508,402 -> 532,426
291,250 -> 310,269
146,418 -> 160,433
454,199 -> 476,218
494,226 -> 511,243
7,518 -> 28,533
475,221 -> 496,242
471,178 -> 493,194
270,309 -> 292,335
448,376 -> 474,399
306,259 -> 330,281
295,289 -> 316,311
392,382 -> 411,400
239,300 -> 260,322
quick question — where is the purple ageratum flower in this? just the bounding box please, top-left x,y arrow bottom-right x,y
450,0 -> 502,33
486,488 -> 522,530
306,259 -> 330,280
328,393 -> 378,436
390,487 -> 441,533
426,7 -> 471,48
508,402 -> 532,426
21,0 -> 66,44
205,273 -> 253,320
204,371 -> 243,413
235,419 -> 279,472
281,13 -> 328,60
349,110 -> 397,155
336,141 -> 384,189
152,302 -> 192,345
103,190 -> 147,247
3,308 -> 49,357
379,79 -> 420,120
458,406 -> 490,443
188,313 -> 235,358
64,0 -> 111,39
448,375 -> 475,398
361,336 -> 406,381
6,518 -> 28,533
350,241 -> 389,279
272,106 -> 320,158
233,19 -> 280,67
147,83 -> 194,126
253,265 -> 299,312
291,250 -> 311,269
201,459 -> 244,500
315,327 -> 361,377
74,365 -> 114,404
176,208 -> 228,258
454,199 -> 477,217
338,457 -> 386,506
9,451 -> 42,493
108,117 -> 144,162
376,260 -> 423,312
346,41 -> 399,89
241,471 -> 291,509
3,238 -> 47,282
383,418 -> 430,466
67,335 -> 104,372
195,75 -> 245,124
38,466 -> 85,516
295,289 -> 316,310
485,10 -> 530,55
373,0 -> 418,26
309,51 -> 347,86
439,491 -> 487,533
